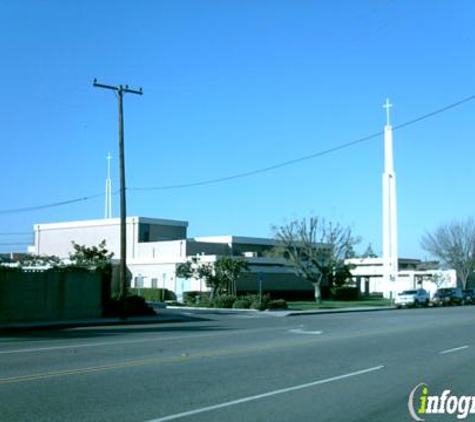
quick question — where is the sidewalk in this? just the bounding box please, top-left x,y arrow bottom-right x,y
166,304 -> 396,317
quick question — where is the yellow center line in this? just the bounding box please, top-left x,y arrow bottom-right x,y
4,321 -> 456,386
0,337 -> 321,385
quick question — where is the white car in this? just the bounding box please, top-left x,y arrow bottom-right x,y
395,289 -> 430,308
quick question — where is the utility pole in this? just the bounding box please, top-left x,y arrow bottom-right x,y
93,79 -> 143,301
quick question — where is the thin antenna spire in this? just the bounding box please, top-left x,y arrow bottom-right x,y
105,152 -> 112,219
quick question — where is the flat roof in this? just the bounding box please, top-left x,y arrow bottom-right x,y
346,257 -> 423,265
192,235 -> 277,246
34,216 -> 188,230
191,235 -> 330,249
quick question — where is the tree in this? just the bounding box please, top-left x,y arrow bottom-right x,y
69,240 -> 114,270
420,218 -> 475,289
176,256 -> 249,299
176,257 -> 213,294
272,216 -> 360,303
213,256 -> 249,296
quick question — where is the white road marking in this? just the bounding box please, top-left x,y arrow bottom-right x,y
288,328 -> 323,335
144,365 -> 385,422
439,345 -> 469,355
0,325 -> 303,355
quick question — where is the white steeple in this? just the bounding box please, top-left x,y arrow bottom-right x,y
382,98 -> 398,297
105,152 -> 112,219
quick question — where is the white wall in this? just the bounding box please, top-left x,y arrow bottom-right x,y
33,217 -> 188,260
134,240 -> 185,260
130,263 -> 176,289
129,263 -> 205,302
34,218 -> 135,259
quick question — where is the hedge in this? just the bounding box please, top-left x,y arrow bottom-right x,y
331,286 -> 360,301
130,288 -> 177,302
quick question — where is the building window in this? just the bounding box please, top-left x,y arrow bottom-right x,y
138,223 -> 151,242
151,278 -> 158,288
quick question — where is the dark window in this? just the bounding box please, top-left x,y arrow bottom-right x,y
138,223 -> 151,242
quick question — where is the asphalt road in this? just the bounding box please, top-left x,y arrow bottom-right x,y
1,306 -> 474,422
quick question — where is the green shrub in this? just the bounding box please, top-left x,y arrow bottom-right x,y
249,294 -> 270,311
250,300 -> 267,311
167,300 -> 184,307
196,294 -> 212,307
183,291 -> 205,305
268,299 -> 288,310
123,295 -> 157,316
181,291 -> 212,307
130,288 -> 176,302
232,299 -> 252,309
212,295 -> 237,309
331,286 -> 360,301
104,294 -> 156,317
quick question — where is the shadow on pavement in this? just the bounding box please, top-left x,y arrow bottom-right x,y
0,313 -> 236,341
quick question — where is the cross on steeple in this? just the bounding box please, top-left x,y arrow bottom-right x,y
383,98 -> 392,126
106,152 -> 112,179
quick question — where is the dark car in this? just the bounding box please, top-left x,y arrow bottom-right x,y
463,289 -> 475,305
431,288 -> 464,306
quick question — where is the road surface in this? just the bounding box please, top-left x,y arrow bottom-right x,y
1,306 -> 474,421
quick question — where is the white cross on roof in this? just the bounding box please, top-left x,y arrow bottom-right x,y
383,98 -> 392,126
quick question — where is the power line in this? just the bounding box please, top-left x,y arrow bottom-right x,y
0,232 -> 31,235
393,93 -> 475,131
129,130 -> 384,191
0,243 -> 31,246
0,193 -> 105,215
1,93 -> 475,214
130,92 -> 475,192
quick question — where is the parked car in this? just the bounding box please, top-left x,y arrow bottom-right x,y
395,289 -> 430,308
431,287 -> 464,306
463,289 -> 475,305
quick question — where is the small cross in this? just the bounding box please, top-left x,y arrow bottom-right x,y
106,152 -> 112,178
383,98 -> 392,126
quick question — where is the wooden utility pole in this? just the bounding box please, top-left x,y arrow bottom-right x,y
93,79 -> 143,301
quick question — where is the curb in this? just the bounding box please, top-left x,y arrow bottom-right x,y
167,305 -> 396,316
166,305 -> 260,313
281,306 -> 396,317
0,315 -> 189,332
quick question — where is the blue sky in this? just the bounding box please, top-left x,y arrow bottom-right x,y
1,0 -> 474,259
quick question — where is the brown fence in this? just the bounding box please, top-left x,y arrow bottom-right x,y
0,269 -> 103,323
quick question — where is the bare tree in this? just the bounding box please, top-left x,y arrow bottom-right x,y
272,216 -> 360,303
420,218 -> 475,289
429,271 -> 450,290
